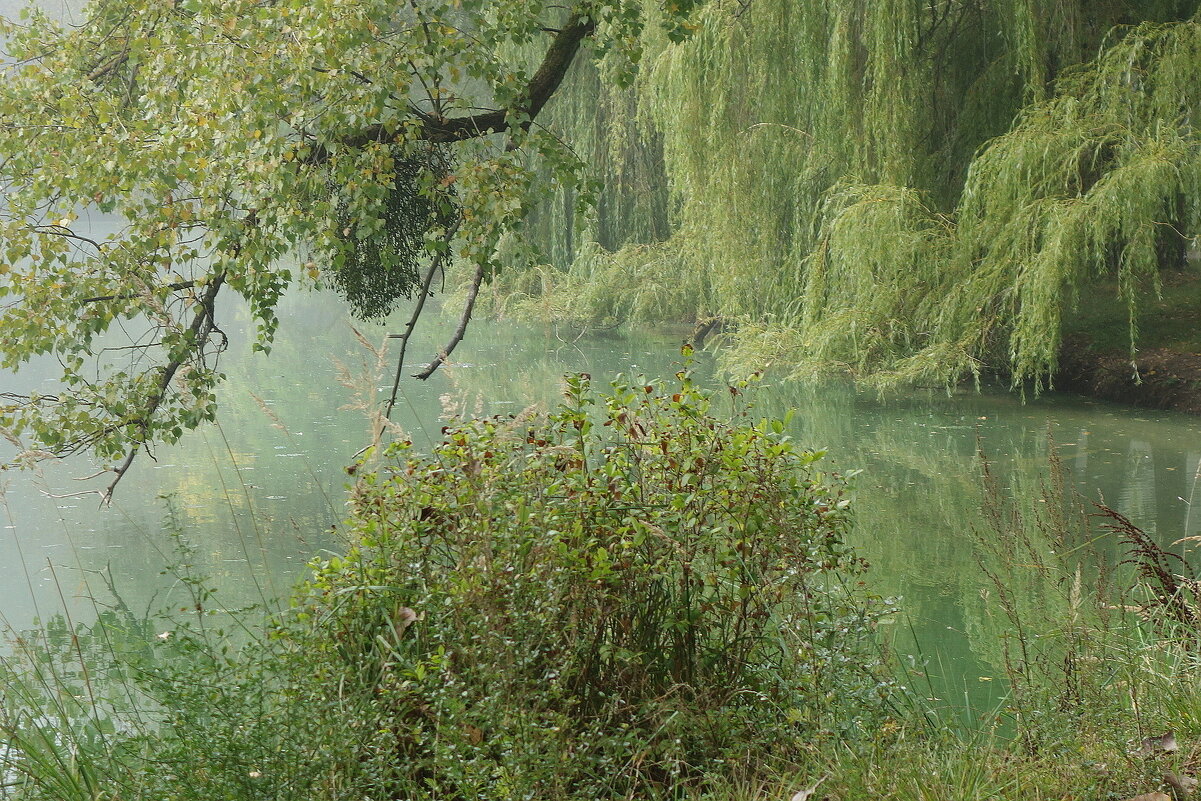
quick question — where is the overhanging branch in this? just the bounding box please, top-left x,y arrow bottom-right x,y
413,261 -> 484,380
384,255 -> 440,419
102,270 -> 226,504
310,12 -> 596,161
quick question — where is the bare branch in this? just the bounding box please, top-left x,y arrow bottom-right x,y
32,224 -> 105,251
413,261 -> 484,381
87,50 -> 129,82
102,270 -> 225,504
384,257 -> 439,419
81,279 -> 196,304
384,211 -> 462,416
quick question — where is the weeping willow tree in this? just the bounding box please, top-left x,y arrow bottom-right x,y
505,0 -> 1201,389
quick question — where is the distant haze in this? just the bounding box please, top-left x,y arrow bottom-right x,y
0,0 -> 84,23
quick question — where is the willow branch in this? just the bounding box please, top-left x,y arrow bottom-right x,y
413,262 -> 484,381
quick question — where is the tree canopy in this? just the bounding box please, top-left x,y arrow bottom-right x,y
505,0 -> 1201,392
6,0 -> 1201,495
0,0 -> 695,497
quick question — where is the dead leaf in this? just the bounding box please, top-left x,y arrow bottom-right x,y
1139,733 -> 1180,757
391,606 -> 419,639
1123,793 -> 1171,801
791,775 -> 828,801
1165,771 -> 1198,799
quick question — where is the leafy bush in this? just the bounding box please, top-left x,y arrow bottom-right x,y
296,359 -> 892,798
0,363 -> 892,800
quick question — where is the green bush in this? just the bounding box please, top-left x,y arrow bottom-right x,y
296,360 -> 892,798
0,363 -> 892,800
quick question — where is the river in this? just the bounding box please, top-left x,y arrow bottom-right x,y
6,0 -> 1201,723
5,282 -> 1201,720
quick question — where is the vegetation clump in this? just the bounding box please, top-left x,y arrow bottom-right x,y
302,367 -> 890,797
0,367 -> 892,799
329,148 -> 454,321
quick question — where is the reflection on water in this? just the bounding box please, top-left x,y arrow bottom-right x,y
5,287 -> 1201,720
6,0 -> 1201,724
0,294 -> 698,639
716,375 -> 1201,714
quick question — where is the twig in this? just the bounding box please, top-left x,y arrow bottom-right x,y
102,271 -> 225,504
81,279 -> 196,304
40,488 -> 105,500
384,258 -> 440,419
414,261 -> 483,380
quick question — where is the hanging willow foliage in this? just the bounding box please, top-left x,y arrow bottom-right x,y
505,0 -> 1201,390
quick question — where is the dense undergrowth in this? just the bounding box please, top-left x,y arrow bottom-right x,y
4,367 -> 1201,799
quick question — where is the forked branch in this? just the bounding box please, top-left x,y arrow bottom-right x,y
102,271 -> 226,504
309,12 -> 596,162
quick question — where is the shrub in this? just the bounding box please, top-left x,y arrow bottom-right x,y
0,361 -> 892,800
297,358 -> 893,798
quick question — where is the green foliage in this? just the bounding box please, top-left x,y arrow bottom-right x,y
0,369 -> 892,799
0,0 -> 698,472
14,380 -> 1201,800
478,238 -> 713,328
505,0 -> 1201,392
297,365 -> 892,797
329,148 -> 450,320
0,524 -> 304,801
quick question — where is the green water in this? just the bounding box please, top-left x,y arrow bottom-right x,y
5,0 -> 1201,730
5,285 -> 1201,722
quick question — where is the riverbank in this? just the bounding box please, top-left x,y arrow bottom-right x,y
1056,268 -> 1201,415
1056,335 -> 1201,415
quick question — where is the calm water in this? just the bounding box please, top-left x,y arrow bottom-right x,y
5,284 -> 1201,719
7,0 -> 1201,720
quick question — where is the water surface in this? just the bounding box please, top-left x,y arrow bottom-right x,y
5,0 -> 1201,722
5,287 -> 1201,725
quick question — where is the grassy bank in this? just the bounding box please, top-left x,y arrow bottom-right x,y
2,365 -> 1201,799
